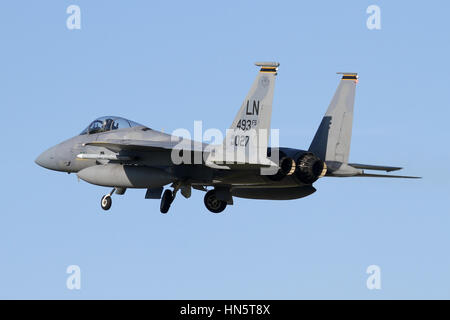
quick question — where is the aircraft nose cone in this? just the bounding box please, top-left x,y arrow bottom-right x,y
35,146 -> 57,170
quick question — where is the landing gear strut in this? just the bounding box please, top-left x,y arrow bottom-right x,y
101,188 -> 115,211
204,190 -> 227,213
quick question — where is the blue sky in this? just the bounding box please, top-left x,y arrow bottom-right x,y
0,0 -> 449,299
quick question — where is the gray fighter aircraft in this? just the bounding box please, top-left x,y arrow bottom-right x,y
35,62 -> 419,213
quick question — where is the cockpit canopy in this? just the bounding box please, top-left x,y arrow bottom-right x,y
80,116 -> 145,135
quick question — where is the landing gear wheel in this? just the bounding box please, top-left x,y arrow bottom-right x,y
160,189 -> 174,214
204,190 -> 227,213
101,195 -> 112,211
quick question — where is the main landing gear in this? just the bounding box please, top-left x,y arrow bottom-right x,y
100,185 -> 228,214
203,190 -> 227,214
160,189 -> 174,214
160,182 -> 181,214
159,186 -> 228,214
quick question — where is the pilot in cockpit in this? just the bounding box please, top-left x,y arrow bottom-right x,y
102,118 -> 113,132
80,116 -> 146,135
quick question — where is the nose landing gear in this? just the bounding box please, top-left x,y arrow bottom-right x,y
101,188 -> 115,211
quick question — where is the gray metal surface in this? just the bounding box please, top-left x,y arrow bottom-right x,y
35,64 -> 419,211
309,73 -> 357,164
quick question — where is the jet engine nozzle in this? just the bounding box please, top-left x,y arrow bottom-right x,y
295,153 -> 327,184
268,157 -> 296,181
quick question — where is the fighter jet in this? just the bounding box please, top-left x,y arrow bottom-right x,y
35,62 -> 419,214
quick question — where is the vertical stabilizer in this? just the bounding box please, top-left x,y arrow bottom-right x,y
309,73 -> 357,164
207,62 -> 279,168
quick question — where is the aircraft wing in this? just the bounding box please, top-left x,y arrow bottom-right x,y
83,139 -> 206,153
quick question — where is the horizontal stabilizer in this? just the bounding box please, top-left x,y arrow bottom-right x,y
356,173 -> 421,179
349,163 -> 402,172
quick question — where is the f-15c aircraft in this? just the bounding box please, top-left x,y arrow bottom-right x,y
35,62 -> 419,213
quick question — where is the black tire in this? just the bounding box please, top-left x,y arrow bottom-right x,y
101,195 -> 112,211
203,190 -> 227,213
160,189 -> 173,214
